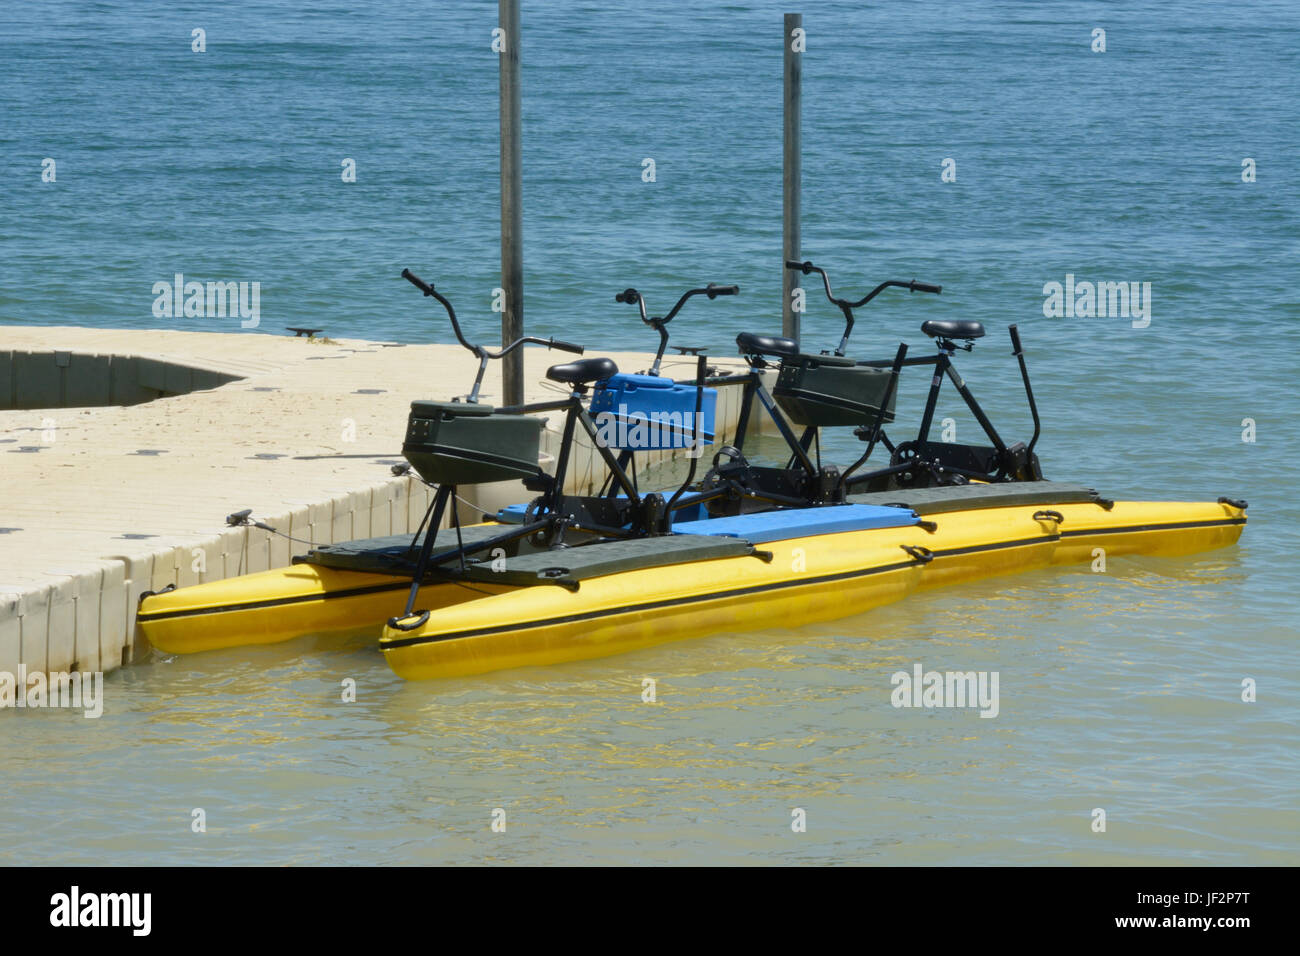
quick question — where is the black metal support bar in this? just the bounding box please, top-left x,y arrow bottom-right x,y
667,355 -> 709,516
498,398 -> 572,415
843,459 -> 921,491
729,375 -> 756,452
703,373 -> 757,386
1009,324 -> 1041,457
398,484 -> 452,618
754,382 -> 817,478
576,406 -> 642,505
944,361 -> 1009,454
837,341 -> 908,494
915,350 -> 949,444
543,397 -> 582,514
601,449 -> 636,498
665,484 -> 733,512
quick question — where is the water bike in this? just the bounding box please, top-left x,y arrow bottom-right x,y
374,267 -> 1248,679
139,268 -> 1248,677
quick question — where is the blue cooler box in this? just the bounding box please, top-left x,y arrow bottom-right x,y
589,373 -> 716,450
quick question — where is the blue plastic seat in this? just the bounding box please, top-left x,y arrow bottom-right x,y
671,504 -> 917,543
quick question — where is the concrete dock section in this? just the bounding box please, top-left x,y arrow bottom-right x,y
0,326 -> 753,676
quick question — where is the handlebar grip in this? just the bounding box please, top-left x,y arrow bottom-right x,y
909,280 -> 942,294
1008,324 -> 1023,354
706,283 -> 739,298
784,259 -> 813,273
550,339 -> 584,354
615,288 -> 640,304
401,268 -> 435,295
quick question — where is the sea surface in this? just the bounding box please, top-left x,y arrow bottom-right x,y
1,1 -> 1297,865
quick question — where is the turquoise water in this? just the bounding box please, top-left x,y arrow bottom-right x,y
2,1 -> 1297,864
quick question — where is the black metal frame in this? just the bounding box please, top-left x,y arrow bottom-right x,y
767,259 -> 1045,490
839,325 -> 1043,490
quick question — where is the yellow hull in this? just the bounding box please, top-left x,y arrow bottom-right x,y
138,561 -> 507,655
378,500 -> 1246,680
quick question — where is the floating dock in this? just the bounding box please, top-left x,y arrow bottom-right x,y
0,326 -> 753,676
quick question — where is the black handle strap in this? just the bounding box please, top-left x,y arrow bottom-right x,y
900,544 -> 934,564
388,610 -> 431,632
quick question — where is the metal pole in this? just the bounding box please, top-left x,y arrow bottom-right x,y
782,12 -> 802,342
500,0 -> 524,406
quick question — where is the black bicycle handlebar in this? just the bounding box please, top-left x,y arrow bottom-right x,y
495,335 -> 585,359
402,268 -> 584,360
784,259 -> 942,355
663,283 -> 741,322
614,281 -> 740,374
402,268 -> 477,354
615,282 -> 740,326
401,268 -> 434,296
402,267 -> 585,402
784,260 -> 941,307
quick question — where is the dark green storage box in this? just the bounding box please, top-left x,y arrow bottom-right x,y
772,354 -> 897,427
402,401 -> 542,485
